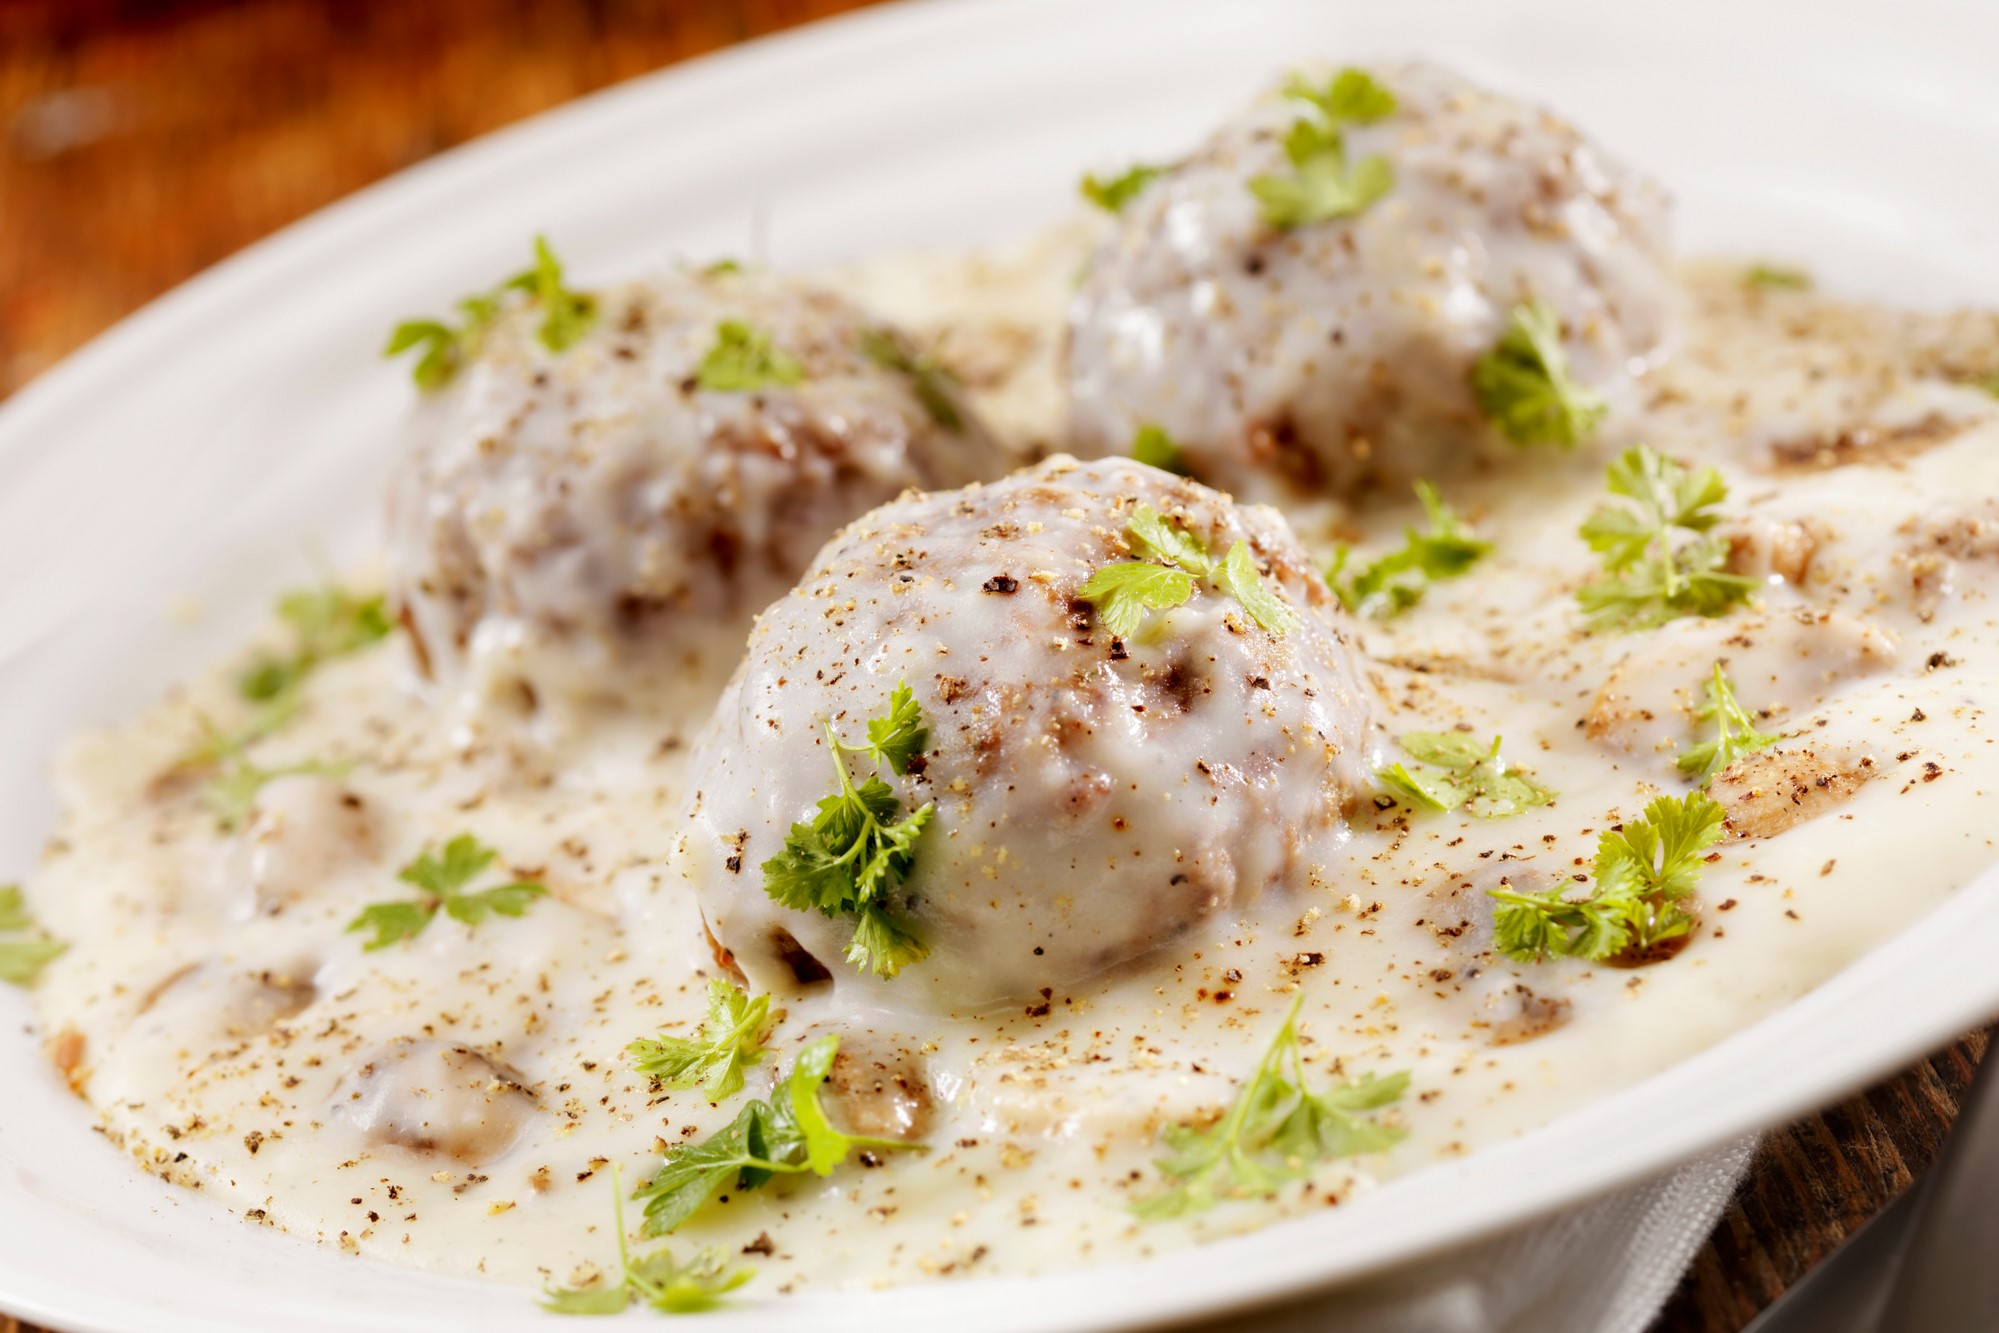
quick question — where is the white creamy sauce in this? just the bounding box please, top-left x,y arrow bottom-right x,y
17,71 -> 1999,1306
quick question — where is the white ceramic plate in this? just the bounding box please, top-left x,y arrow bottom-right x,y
3,1 -> 1998,1329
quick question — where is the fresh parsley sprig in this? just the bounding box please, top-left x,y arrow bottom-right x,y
1248,68 -> 1398,230
346,834 -> 547,951
1470,302 -> 1606,448
632,1033 -> 925,1237
1676,663 -> 1777,783
1133,993 -> 1408,1220
760,683 -> 933,978
1488,791 -> 1726,963
860,328 -> 964,431
1326,482 -> 1490,619
0,885 -> 65,988
1378,732 -> 1555,818
1079,503 -> 1297,639
1130,424 -> 1191,476
384,235 -> 597,391
1081,162 -> 1165,214
238,583 -> 393,704
542,1166 -> 753,1316
1576,445 -> 1757,632
696,320 -> 803,393
629,978 -> 775,1103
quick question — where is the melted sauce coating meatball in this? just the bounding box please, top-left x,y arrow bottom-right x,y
679,456 -> 1382,1010
388,269 -> 1003,726
1066,61 -> 1672,500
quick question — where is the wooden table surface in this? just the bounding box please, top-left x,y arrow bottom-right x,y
0,3 -> 1988,1330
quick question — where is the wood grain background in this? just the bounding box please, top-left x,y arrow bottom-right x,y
0,3 -> 1987,1330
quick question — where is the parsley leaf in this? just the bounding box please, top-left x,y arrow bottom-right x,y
238,583 -> 394,703
1488,791 -> 1726,963
632,1033 -> 925,1237
857,680 -> 930,776
1216,541 -> 1299,636
346,834 -> 547,951
1576,445 -> 1758,632
0,885 -> 65,988
1470,302 -> 1607,447
1131,424 -> 1191,475
629,978 -> 775,1103
1327,482 -> 1490,619
759,689 -> 934,978
503,235 -> 597,353
1133,993 -> 1408,1220
1078,564 -> 1195,638
1125,503 -> 1214,577
381,320 -> 463,393
1080,504 -> 1295,638
1378,732 -> 1555,818
1081,163 -> 1164,214
1743,264 -> 1812,291
385,235 -> 596,390
542,1166 -> 752,1316
1248,68 -> 1398,230
1249,124 -> 1394,229
1676,662 -> 1777,783
696,320 -> 803,393
859,328 -> 964,432
1283,68 -> 1399,126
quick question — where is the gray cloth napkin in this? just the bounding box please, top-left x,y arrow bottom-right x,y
1200,1136 -> 1756,1332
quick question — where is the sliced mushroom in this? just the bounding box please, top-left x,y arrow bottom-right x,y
335,1040 -> 537,1164
1713,745 -> 1876,840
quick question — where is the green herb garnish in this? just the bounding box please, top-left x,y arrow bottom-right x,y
238,584 -> 393,703
1488,791 -> 1726,963
859,328 -> 963,432
1248,68 -> 1397,229
1576,445 -> 1757,632
542,1166 -> 752,1315
761,682 -> 933,979
1081,163 -> 1164,214
1326,482 -> 1489,619
1079,503 -> 1296,638
1130,424 -> 1190,475
346,834 -> 547,951
695,320 -> 804,393
1470,302 -> 1606,448
629,978 -> 775,1103
1676,663 -> 1777,783
1743,264 -> 1812,291
385,235 -> 596,390
1378,732 -> 1555,818
0,885 -> 65,988
1133,993 -> 1408,1220
632,1033 -> 924,1236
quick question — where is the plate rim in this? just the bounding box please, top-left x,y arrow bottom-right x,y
3,0 -> 1998,1329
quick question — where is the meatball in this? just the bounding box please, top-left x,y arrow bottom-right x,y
387,267 -> 999,718
334,1040 -> 536,1164
1066,61 -> 1672,500
676,456 -> 1381,1010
